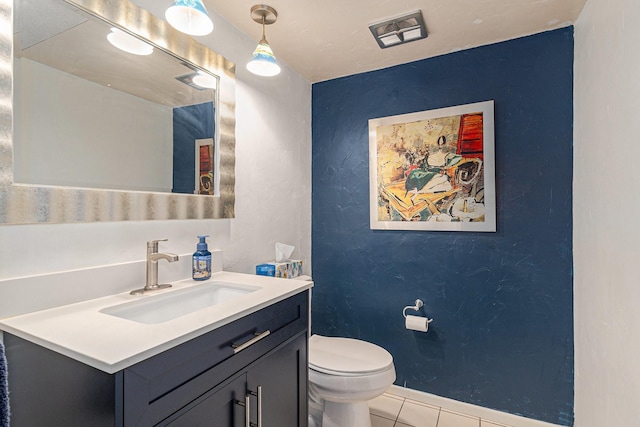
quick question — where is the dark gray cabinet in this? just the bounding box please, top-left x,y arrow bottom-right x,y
163,334 -> 307,427
5,290 -> 309,427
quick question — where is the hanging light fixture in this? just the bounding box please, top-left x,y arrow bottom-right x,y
246,5 -> 281,77
165,0 -> 214,36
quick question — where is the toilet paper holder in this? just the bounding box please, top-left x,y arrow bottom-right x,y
402,299 -> 433,325
403,299 -> 424,318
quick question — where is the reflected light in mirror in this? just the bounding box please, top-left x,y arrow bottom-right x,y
107,28 -> 154,55
192,71 -> 217,89
165,0 -> 214,36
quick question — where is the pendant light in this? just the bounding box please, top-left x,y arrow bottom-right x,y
165,0 -> 214,36
246,5 -> 281,77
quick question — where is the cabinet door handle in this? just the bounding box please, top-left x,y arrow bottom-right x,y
256,385 -> 263,427
248,386 -> 263,427
231,330 -> 271,354
235,395 -> 251,427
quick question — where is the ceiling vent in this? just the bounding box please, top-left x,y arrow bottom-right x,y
369,11 -> 428,49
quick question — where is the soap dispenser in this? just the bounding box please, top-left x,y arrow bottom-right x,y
192,235 -> 212,281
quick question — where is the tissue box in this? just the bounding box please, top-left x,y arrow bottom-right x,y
289,259 -> 303,278
256,262 -> 288,278
256,260 -> 303,278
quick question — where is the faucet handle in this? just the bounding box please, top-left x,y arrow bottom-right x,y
147,239 -> 168,251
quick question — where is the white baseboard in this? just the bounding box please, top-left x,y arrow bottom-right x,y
387,385 -> 565,427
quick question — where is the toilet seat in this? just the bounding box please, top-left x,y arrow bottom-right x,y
309,335 -> 393,376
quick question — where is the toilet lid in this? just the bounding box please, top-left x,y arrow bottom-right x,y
309,335 -> 393,375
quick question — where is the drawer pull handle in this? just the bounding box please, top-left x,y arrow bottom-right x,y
232,330 -> 271,354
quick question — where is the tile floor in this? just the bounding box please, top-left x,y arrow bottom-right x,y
369,392 -> 512,427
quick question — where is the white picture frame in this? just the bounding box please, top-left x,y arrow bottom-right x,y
369,100 -> 496,232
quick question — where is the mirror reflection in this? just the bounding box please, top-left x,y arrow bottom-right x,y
13,0 -> 219,195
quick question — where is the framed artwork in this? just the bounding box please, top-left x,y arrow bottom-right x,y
369,100 -> 495,232
195,138 -> 214,195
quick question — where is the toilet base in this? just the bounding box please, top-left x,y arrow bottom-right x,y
321,400 -> 371,427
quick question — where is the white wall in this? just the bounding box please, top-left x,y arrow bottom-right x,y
574,0 -> 640,424
0,5 -> 311,282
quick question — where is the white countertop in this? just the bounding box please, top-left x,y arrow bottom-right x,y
0,271 -> 312,374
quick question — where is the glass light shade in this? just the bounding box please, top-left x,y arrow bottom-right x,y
107,28 -> 154,55
246,39 -> 281,77
165,0 -> 213,36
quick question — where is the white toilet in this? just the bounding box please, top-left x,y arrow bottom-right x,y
308,335 -> 396,427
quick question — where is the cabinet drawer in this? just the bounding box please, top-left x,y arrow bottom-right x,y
124,290 -> 308,426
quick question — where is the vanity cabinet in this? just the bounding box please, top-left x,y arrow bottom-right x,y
4,290 -> 309,427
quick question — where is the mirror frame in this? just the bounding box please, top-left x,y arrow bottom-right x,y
0,0 -> 236,224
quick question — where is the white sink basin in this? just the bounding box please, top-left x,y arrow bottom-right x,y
100,281 -> 260,324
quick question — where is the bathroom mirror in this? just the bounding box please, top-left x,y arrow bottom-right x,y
0,0 -> 236,224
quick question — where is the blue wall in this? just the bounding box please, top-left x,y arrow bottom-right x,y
311,28 -> 574,425
172,102 -> 214,194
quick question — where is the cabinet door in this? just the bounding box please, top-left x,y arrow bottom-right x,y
246,333 -> 308,427
162,374 -> 247,427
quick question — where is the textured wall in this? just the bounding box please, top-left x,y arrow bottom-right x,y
574,0 -> 640,425
312,28 -> 574,425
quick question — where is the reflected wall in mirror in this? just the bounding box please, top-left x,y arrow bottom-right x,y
0,0 -> 236,224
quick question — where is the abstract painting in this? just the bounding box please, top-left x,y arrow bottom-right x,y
369,100 -> 495,231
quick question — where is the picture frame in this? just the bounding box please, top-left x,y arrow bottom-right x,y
369,100 -> 496,232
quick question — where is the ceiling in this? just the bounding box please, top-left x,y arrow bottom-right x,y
204,0 -> 587,83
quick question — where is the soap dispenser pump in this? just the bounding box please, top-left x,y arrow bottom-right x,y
192,235 -> 211,281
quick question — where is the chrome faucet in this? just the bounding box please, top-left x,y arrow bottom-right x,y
130,239 -> 179,295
